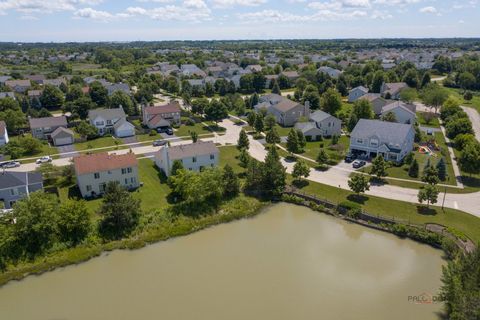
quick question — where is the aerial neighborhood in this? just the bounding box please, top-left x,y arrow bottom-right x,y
0,40 -> 480,312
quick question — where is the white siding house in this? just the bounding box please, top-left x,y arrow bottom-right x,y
348,86 -> 369,102
0,121 -> 8,146
74,152 -> 139,198
88,108 -> 135,138
155,141 -> 219,177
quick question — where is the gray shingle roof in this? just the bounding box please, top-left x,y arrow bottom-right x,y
0,171 -> 42,189
88,108 -> 126,121
29,116 -> 67,129
310,110 -> 334,123
351,119 -> 413,146
166,141 -> 219,161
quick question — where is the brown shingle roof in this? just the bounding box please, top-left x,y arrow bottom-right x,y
73,152 -> 138,175
29,116 -> 67,129
166,141 -> 219,160
145,102 -> 181,115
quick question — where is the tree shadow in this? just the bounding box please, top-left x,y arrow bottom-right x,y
67,185 -> 83,200
284,155 -> 297,163
315,165 -> 329,172
369,177 -> 386,186
416,205 -> 437,216
461,176 -> 480,189
292,179 -> 309,188
347,194 -> 369,205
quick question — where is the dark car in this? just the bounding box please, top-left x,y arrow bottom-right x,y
345,153 -> 356,163
165,127 -> 174,135
352,160 -> 366,169
153,140 -> 167,147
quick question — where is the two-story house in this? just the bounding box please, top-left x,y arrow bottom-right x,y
0,171 -> 43,209
349,119 -> 415,163
254,94 -> 310,127
380,101 -> 416,125
5,79 -> 31,93
348,86 -> 369,102
0,121 -> 9,146
380,82 -> 408,100
74,152 -> 139,198
155,141 -> 219,177
29,116 -> 68,140
0,92 -> 15,100
88,108 -> 135,138
142,102 -> 182,129
359,93 -> 390,116
295,110 -> 342,141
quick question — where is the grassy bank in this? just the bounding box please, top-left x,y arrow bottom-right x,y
0,195 -> 268,287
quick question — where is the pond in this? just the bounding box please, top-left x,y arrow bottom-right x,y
0,203 -> 445,320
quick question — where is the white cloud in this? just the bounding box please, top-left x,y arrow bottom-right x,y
0,0 -> 103,15
212,0 -> 267,8
74,7 -> 113,21
238,8 -> 367,23
419,6 -> 437,14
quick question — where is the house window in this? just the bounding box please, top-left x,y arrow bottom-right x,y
86,185 -> 92,192
192,157 -> 197,163
99,183 -> 106,193
125,178 -> 128,185
127,167 -> 132,173
10,189 -> 16,196
370,139 -> 379,147
356,138 -> 363,144
122,168 -> 126,175
131,177 -> 136,184
94,173 -> 100,179
210,154 -> 215,160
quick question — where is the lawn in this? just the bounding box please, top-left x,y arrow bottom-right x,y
295,178 -> 480,243
416,112 -> 440,128
174,122 -> 214,137
274,124 -> 295,137
281,135 -> 350,165
444,87 -> 480,112
57,158 -> 171,214
219,145 -> 242,173
74,136 -> 119,151
5,134 -> 59,160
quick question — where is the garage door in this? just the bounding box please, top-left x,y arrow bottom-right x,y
116,129 -> 134,138
54,137 -> 73,146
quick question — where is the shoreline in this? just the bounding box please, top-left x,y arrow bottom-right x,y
0,191 -> 468,288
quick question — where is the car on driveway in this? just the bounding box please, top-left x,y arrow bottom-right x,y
36,156 -> 52,164
153,140 -> 167,147
345,153 -> 356,163
0,161 -> 21,168
352,160 -> 366,169
165,127 -> 174,135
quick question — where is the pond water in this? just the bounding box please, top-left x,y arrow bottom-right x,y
0,203 -> 445,320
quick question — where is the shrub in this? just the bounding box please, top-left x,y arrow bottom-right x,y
338,201 -> 361,217
281,194 -> 305,205
149,130 -> 157,136
185,118 -> 195,126
464,91 -> 473,101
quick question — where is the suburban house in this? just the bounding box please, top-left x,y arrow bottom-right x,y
142,102 -> 181,129
281,71 -> 300,83
88,108 -> 135,138
380,101 -> 416,124
265,75 -> 279,88
348,86 -> 369,102
254,94 -> 310,127
317,66 -> 342,79
0,121 -> 9,146
74,152 -> 139,198
29,116 -> 68,140
349,119 -> 415,163
50,127 -> 74,146
155,141 -> 219,177
180,64 -> 206,78
26,74 -> 46,84
5,79 -> 31,93
359,93 -> 389,115
295,110 -> 342,141
0,76 -> 11,85
380,82 -> 408,99
0,92 -> 15,99
105,82 -> 131,96
27,90 -> 43,101
0,171 -> 43,209
43,78 -> 67,88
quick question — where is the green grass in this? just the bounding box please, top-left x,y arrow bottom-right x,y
219,146 -> 242,173
444,87 -> 480,112
295,178 -> 480,243
74,136 -> 119,151
5,134 -> 59,160
274,124 -> 294,136
281,135 -> 350,165
174,123 -> 214,137
416,112 -> 440,128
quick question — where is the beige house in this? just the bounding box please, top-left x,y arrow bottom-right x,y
155,141 -> 219,177
74,152 -> 139,198
142,102 -> 182,129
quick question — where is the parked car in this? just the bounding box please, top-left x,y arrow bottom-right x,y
36,156 -> 52,164
352,160 -> 366,169
345,153 -> 356,163
165,127 -> 174,135
0,161 -> 21,168
426,128 -> 433,136
153,140 -> 167,147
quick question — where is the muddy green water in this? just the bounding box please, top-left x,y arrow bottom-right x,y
0,203 -> 445,320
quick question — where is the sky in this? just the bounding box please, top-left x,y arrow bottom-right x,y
0,0 -> 478,42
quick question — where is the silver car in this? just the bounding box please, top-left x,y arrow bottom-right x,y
0,161 -> 21,168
